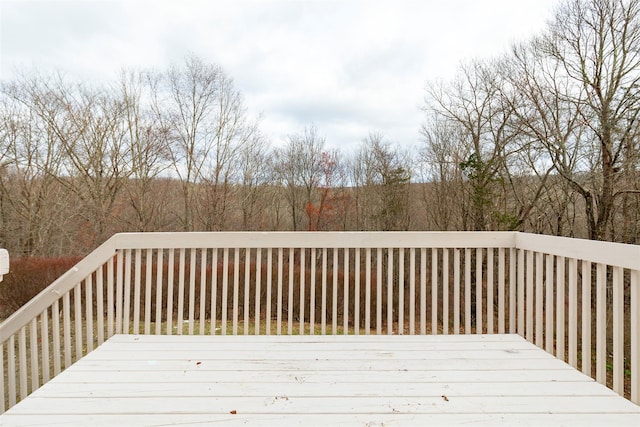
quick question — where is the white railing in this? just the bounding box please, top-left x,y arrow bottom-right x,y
0,231 -> 638,412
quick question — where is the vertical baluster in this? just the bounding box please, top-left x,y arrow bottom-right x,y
568,258 -> 578,368
144,249 -> 152,335
107,257 -> 114,338
631,269 -> 639,405
189,249 -> 197,335
200,248 -> 208,336
97,266 -> 105,344
409,248 -> 416,335
487,248 -> 494,334
255,248 -> 263,335
299,248 -> 305,335
556,256 -> 566,361
612,266 -> 624,394
509,248 -> 516,334
343,248 -> 350,334
277,248 -> 283,335
321,248 -> 327,335
123,249 -> 132,334
465,248 -> 471,334
289,248 -> 295,335
8,336 -> 16,407
30,318 -> 39,391
233,248 -> 240,336
354,248 -> 360,335
443,249 -> 449,335
41,310 -> 50,383
517,249 -> 525,337
85,276 -> 94,352
398,249 -> 405,335
221,248 -> 229,335
432,249 -> 438,335
596,263 -> 606,384
535,252 -> 543,347
308,248 -> 314,335
52,300 -> 61,376
365,248 -> 371,334
333,249 -> 340,335
133,249 -> 142,334
376,248 -> 383,335
232,248 -> 240,335
545,254 -> 554,353
210,249 -> 217,334
498,248 -> 505,334
155,250 -> 164,335
454,248 -> 461,335
266,249 -> 273,335
74,284 -> 83,360
581,260 -> 592,376
177,248 -> 186,335
166,249 -> 175,335
245,248 -> 252,336
525,250 -> 533,341
420,248 -> 427,335
19,327 -> 27,399
476,248 -> 483,334
387,248 -> 393,335
115,251 -> 123,335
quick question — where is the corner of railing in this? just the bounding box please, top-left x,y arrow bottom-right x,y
0,234 -> 120,343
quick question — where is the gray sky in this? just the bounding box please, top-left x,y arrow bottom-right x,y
1,0 -> 561,151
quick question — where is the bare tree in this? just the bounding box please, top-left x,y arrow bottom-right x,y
273,124 -> 325,230
540,0 -> 640,240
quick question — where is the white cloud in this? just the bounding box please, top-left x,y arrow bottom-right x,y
0,0 -> 561,152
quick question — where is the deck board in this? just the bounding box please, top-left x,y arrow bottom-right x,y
2,334 -> 639,426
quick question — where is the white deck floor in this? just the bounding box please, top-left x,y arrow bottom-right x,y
2,334 -> 639,426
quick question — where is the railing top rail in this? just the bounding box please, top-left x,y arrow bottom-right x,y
0,236 -> 118,342
516,233 -> 640,270
113,231 -> 517,250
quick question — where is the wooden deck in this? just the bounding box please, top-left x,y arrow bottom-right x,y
2,334 -> 639,426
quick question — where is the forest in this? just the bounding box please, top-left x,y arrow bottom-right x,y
1,0 -> 639,258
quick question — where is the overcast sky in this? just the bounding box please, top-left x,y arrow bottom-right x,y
1,0 -> 561,152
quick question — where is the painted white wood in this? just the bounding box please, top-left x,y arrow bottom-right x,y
487,248 -> 493,334
3,335 -> 639,426
432,249 -> 438,335
288,248 -> 294,335
509,247 -> 516,334
18,327 -> 27,400
377,248 -> 383,335
568,257 -> 578,368
62,293 -> 71,369
4,413 -> 640,427
255,248 -> 262,335
535,252 -> 543,347
398,248 -> 405,334
114,231 -> 517,250
154,250 -> 163,335
465,248 -> 471,334
409,248 -> 415,335
476,248 -> 483,334
166,249 -> 175,335
232,247 -> 240,335
133,249 -> 141,334
613,266 -> 624,394
29,319 -> 38,391
176,248 -> 186,335
632,269 -> 639,405
0,342 -> 4,412
122,249 -> 132,334
7,336 -> 15,407
320,248 -> 326,335
244,248 -> 251,335
85,276 -> 93,352
581,260 -> 592,376
498,247 -> 504,334
517,249 -> 524,337
442,248 -> 448,335
221,248 -> 229,335
201,248 -> 208,335
596,262 -> 606,384
556,256 -> 565,361
454,248 -> 461,334
525,250 -> 533,342
73,284 -> 82,360
51,300 -> 61,376
334,248 -> 340,335
361,249 -> 370,334
40,311 -> 49,384
420,248 -> 426,335
545,254 -> 554,354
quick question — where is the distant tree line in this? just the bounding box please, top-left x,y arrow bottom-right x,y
1,0 -> 639,257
